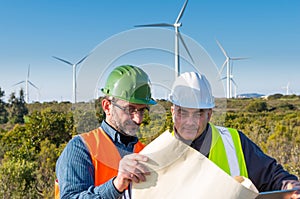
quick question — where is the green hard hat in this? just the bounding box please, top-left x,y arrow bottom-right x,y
101,65 -> 156,105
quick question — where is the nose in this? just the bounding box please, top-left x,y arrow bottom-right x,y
131,111 -> 144,124
184,114 -> 198,125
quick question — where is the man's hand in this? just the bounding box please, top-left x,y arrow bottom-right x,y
287,182 -> 300,199
290,190 -> 300,199
113,153 -> 150,192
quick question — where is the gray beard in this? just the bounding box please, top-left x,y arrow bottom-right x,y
111,108 -> 139,136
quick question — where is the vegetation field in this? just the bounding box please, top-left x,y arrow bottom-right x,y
0,88 -> 299,198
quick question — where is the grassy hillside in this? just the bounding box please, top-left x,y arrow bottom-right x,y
0,94 -> 299,198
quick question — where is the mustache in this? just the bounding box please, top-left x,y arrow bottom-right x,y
182,126 -> 198,131
124,120 -> 141,127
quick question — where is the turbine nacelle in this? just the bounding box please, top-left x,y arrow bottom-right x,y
174,23 -> 182,28
52,53 -> 91,103
134,0 -> 192,78
216,39 -> 248,98
12,64 -> 39,103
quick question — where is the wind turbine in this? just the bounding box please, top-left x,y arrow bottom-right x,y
52,53 -> 90,103
220,74 -> 238,98
230,62 -> 239,98
231,76 -> 238,98
135,0 -> 193,78
12,64 -> 39,103
282,82 -> 291,95
216,39 -> 248,98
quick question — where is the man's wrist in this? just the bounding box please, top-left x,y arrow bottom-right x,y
112,176 -> 125,193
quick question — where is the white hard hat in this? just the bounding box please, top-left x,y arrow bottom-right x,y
169,72 -> 215,109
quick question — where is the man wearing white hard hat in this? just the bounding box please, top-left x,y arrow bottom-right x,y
169,71 -> 300,198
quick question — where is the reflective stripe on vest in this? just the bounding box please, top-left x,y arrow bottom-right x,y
171,124 -> 248,178
55,127 -> 144,199
209,123 -> 248,177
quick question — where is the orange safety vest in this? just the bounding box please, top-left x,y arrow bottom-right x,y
55,127 -> 145,199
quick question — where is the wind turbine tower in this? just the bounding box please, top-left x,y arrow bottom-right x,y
230,62 -> 238,98
231,76 -> 238,98
12,64 -> 39,103
220,74 -> 238,98
135,0 -> 193,78
216,40 -> 248,98
282,82 -> 291,95
52,53 -> 89,103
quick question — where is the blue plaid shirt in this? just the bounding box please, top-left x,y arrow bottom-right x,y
56,121 -> 138,198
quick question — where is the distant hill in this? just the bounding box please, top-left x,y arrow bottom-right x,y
237,93 -> 265,98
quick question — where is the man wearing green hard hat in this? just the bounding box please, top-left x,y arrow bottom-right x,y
56,65 -> 156,198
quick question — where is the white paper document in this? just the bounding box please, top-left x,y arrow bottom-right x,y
132,131 -> 259,199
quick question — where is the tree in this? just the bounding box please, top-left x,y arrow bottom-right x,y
0,156 -> 37,198
0,87 -> 8,124
0,124 -> 38,198
26,108 -> 75,148
8,89 -> 28,124
72,102 -> 100,134
0,107 -> 75,198
245,100 -> 268,112
35,139 -> 62,198
268,93 -> 283,100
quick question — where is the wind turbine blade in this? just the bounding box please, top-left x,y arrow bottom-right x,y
231,78 -> 237,86
76,54 -> 90,65
175,0 -> 189,23
52,56 -> 73,66
27,64 -> 30,78
231,57 -> 249,60
28,81 -> 39,89
220,76 -> 227,81
12,81 -> 25,87
178,32 -> 194,63
219,60 -> 227,75
135,23 -> 174,27
216,39 -> 229,58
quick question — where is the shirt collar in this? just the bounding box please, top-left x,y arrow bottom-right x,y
191,124 -> 211,154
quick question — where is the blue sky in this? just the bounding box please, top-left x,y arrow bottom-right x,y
0,0 -> 299,102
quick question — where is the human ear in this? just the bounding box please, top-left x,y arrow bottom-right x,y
207,109 -> 213,121
102,98 -> 112,116
171,105 -> 175,121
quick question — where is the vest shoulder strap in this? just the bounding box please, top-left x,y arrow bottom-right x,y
227,127 -> 248,178
209,123 -> 248,177
80,128 -> 121,176
55,128 -> 145,198
209,124 -> 231,175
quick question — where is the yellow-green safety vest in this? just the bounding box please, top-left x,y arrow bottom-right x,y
173,123 -> 248,177
209,123 -> 248,177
